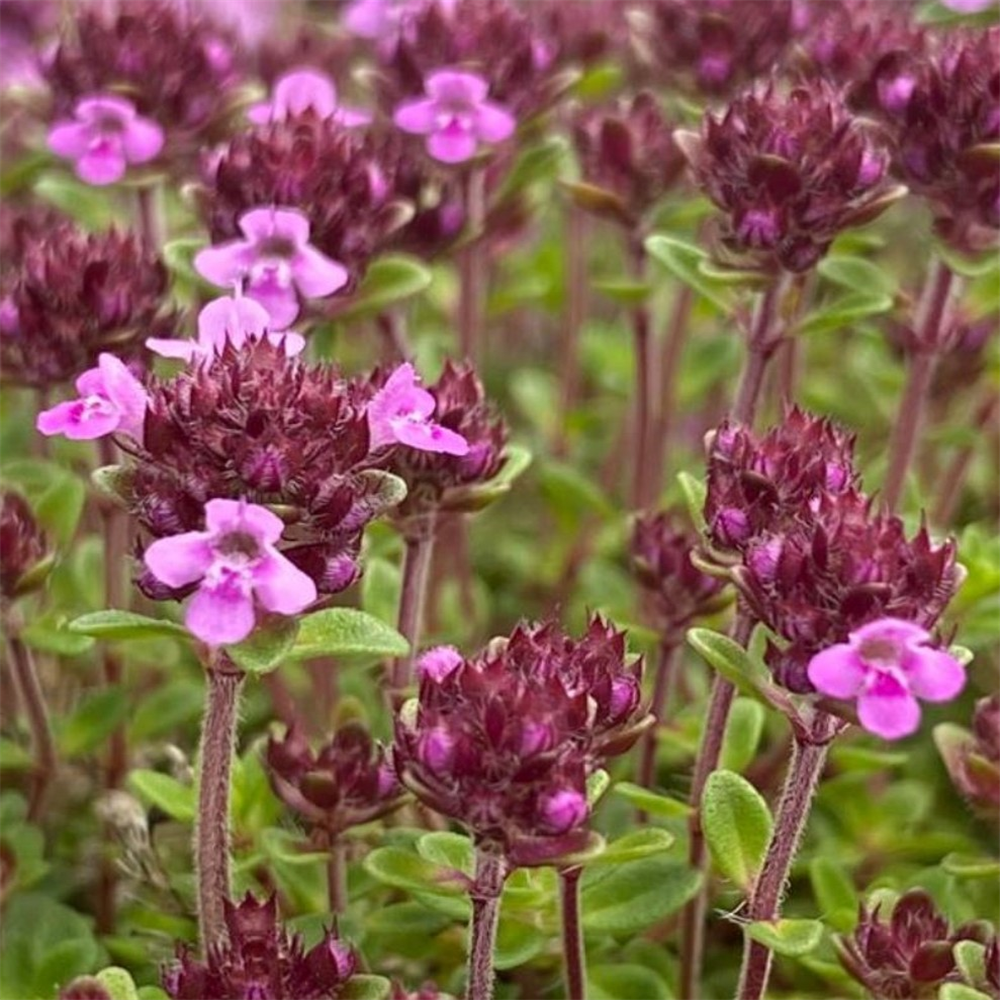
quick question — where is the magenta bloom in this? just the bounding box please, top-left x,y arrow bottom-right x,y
144,498 -> 317,646
48,95 -> 164,186
194,207 -> 348,328
367,363 -> 470,455
147,295 -> 305,362
393,69 -> 516,164
36,353 -> 147,442
808,618 -> 966,740
247,68 -> 371,128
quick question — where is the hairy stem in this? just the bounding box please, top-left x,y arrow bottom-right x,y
737,712 -> 838,1000
390,512 -> 438,700
630,241 -> 653,508
458,167 -> 487,362
560,866 -> 587,1000
731,276 -> 791,426
554,206 -> 590,457
466,848 -> 508,1000
5,626 -> 56,822
882,259 -> 961,512
328,838 -> 348,915
196,663 -> 244,954
678,612 -> 753,1000
635,640 -> 680,811
934,392 -> 999,525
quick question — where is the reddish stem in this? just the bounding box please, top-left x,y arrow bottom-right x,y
390,512 -> 438,700
466,848 -> 508,1000
554,206 -> 590,458
933,392 -> 999,525
635,640 -> 679,812
458,167 -> 487,362
560,866 -> 587,1000
630,241 -> 653,508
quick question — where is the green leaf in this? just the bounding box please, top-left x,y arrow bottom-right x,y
645,234 -> 734,312
676,471 -> 708,534
363,846 -> 468,896
441,444 -> 532,512
128,681 -> 204,741
939,985 -> 995,1000
68,610 -> 189,641
941,853 -> 1000,879
809,858 -> 857,932
593,277 -> 653,305
612,781 -> 692,818
589,828 -> 676,866
687,627 -> 773,700
35,171 -> 116,229
335,255 -> 432,322
225,616 -> 299,675
260,828 -> 329,867
746,918 -> 824,957
954,941 -> 987,989
495,136 -> 568,203
798,291 -> 894,337
137,989 -> 170,1000
95,967 -> 140,1000
58,687 -> 130,757
818,255 -> 896,298
341,975 -> 394,1000
289,609 -> 408,663
589,964 -> 671,1000
365,902 -> 453,939
702,770 -> 773,890
2,458 -> 86,546
539,459 -> 614,524
162,237 -> 209,288
127,769 -> 195,823
720,698 -> 766,773
20,615 -> 95,656
361,556 -> 401,627
581,858 -> 701,934
494,918 -> 546,970
0,738 -> 33,770
416,832 -> 474,874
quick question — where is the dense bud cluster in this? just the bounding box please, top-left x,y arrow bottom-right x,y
684,81 -> 899,272
0,492 -> 49,602
266,722 -> 406,837
164,893 -> 357,999
0,223 -> 172,387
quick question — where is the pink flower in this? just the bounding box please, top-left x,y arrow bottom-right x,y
807,618 -> 966,740
194,207 -> 348,328
368,363 -> 470,455
144,498 -> 317,646
48,95 -> 164,187
36,353 -> 147,441
247,68 -> 371,128
147,295 -> 305,362
393,69 -> 516,164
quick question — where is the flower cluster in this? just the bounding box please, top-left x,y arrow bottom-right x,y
571,92 -> 685,228
0,491 -> 49,602
266,722 -> 405,837
836,890 -> 994,1000
0,222 -> 173,388
394,617 -> 649,864
164,893 -> 357,999
936,694 -> 1000,817
681,81 -> 900,272
630,510 -> 729,637
248,68 -> 371,129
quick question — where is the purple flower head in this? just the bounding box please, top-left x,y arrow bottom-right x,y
394,69 -> 515,164
195,207 -> 348,328
368,363 -> 470,455
248,68 -> 372,128
147,295 -> 305,362
417,645 -> 463,682
36,353 -> 148,443
0,491 -> 49,601
936,694 -> 1000,818
807,618 -> 966,740
0,222 -> 173,388
144,498 -> 317,646
344,0 -> 408,41
48,95 -> 163,187
164,892 -> 357,999
683,80 -> 900,272
265,721 -> 406,835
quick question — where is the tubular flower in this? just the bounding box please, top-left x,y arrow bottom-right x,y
807,618 -> 965,739
0,222 -> 173,388
265,722 -> 406,836
144,498 -> 317,646
36,353 -> 148,442
0,492 -> 49,601
48,94 -> 163,186
630,510 -> 729,636
248,68 -> 371,128
681,80 -> 901,273
194,207 -> 348,328
163,893 -> 357,999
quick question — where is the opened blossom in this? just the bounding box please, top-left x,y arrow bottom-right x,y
194,207 -> 348,328
144,498 -> 317,646
807,618 -> 966,740
48,94 -> 163,186
393,69 -> 515,164
36,353 -> 147,441
147,295 -> 305,362
248,68 -> 371,127
368,363 -> 469,455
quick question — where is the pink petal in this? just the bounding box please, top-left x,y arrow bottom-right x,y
425,69 -> 489,104
239,206 -> 310,247
76,95 -> 137,123
266,331 -> 306,356
247,278 -> 300,328
851,618 -> 929,647
96,354 -> 147,440
393,98 -> 440,136
291,245 -> 348,298
121,116 -> 165,163
344,0 -> 393,38
857,673 -> 922,740
203,498 -> 283,544
428,126 -> 478,164
333,106 -> 373,128
48,121 -> 93,159
194,241 -> 255,288
246,101 -> 272,125
474,101 -> 516,143
74,365 -> 106,397
36,400 -> 117,439
144,532 -> 214,588
146,337 -> 200,361
807,644 -> 866,699
252,552 -> 318,615
393,418 -> 470,455
272,69 -> 338,118
903,646 -> 966,703
185,581 -> 257,645
197,295 -> 270,349
76,146 -> 127,186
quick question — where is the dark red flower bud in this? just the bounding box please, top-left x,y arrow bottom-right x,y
59,979 -> 111,1000
937,694 -> 1000,818
0,491 -> 50,601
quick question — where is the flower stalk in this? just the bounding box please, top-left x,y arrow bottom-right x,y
459,166 -> 488,362
629,239 -> 653,508
195,657 -> 245,954
635,640 -> 680,803
466,847 -> 508,1000
390,511 -> 438,700
328,838 -> 348,915
560,865 -> 587,1000
554,205 -> 590,458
